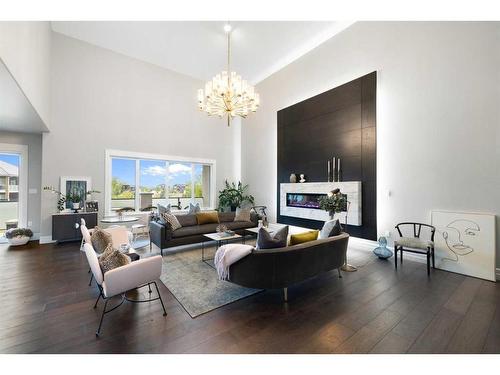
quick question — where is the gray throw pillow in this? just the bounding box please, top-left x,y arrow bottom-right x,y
234,207 -> 251,222
318,219 -> 342,239
157,203 -> 171,215
99,244 -> 131,274
256,226 -> 289,249
91,227 -> 112,254
187,203 -> 201,214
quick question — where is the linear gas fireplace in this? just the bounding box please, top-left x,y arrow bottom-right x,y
280,182 -> 362,226
286,193 -> 326,209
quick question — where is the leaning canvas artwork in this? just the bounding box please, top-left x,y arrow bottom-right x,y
431,211 -> 496,281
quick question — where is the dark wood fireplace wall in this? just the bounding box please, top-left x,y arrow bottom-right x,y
277,71 -> 377,240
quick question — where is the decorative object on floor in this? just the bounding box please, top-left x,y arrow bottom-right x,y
217,180 -> 255,212
289,173 -> 297,183
60,176 -> 91,210
431,211 -> 496,281
373,236 -> 393,259
256,225 -> 288,249
5,227 -> 33,246
299,174 -> 306,183
197,23 -> 260,127
394,222 -> 436,276
289,230 -> 319,245
84,243 -> 166,336
160,249 -> 261,318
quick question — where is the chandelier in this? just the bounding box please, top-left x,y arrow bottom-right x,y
197,24 -> 260,126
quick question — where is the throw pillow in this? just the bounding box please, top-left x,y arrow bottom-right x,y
256,225 -> 289,249
318,219 -> 342,239
157,203 -> 171,215
187,202 -> 201,214
161,212 -> 182,231
289,230 -> 320,246
91,227 -> 112,254
99,244 -> 131,274
234,207 -> 251,222
196,211 -> 220,225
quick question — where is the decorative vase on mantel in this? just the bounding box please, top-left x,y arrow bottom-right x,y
289,173 -> 297,183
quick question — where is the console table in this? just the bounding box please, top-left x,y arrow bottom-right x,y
52,212 -> 98,243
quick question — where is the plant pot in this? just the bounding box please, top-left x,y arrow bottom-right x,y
72,202 -> 81,210
7,236 -> 30,246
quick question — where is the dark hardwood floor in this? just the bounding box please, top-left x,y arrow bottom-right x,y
0,239 -> 499,354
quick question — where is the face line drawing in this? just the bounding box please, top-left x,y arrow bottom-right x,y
440,219 -> 480,262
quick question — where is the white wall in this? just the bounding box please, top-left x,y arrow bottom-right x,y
0,131 -> 43,235
0,22 -> 51,128
241,22 -> 500,266
40,32 -> 240,239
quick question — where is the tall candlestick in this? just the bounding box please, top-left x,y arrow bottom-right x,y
337,158 -> 341,182
332,157 -> 336,182
327,160 -> 331,182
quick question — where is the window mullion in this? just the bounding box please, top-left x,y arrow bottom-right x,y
135,159 -> 140,211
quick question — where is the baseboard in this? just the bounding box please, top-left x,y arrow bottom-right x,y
39,235 -> 56,244
30,232 -> 40,241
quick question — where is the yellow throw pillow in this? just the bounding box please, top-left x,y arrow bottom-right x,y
289,230 -> 319,246
196,211 -> 220,225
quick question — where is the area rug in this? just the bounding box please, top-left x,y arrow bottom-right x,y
159,247 -> 261,318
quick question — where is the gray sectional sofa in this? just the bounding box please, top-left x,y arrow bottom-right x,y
149,211 -> 258,255
227,233 -> 349,300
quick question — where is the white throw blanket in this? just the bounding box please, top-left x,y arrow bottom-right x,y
214,243 -> 254,280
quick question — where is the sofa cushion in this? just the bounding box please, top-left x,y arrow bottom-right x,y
172,223 -> 219,238
161,212 -> 182,231
91,227 -> 113,254
289,230 -> 319,246
256,226 -> 289,249
234,207 -> 251,222
196,211 -> 220,225
157,203 -> 171,215
318,219 -> 342,239
187,202 -> 201,214
218,212 -> 236,223
99,244 -> 131,274
176,214 -> 198,227
394,237 -> 433,250
225,221 -> 255,231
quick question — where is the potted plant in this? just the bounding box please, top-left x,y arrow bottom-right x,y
43,186 -> 67,212
218,180 -> 255,212
318,188 -> 348,220
5,228 -> 33,246
67,193 -> 82,211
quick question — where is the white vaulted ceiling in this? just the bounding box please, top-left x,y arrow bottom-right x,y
51,21 -> 354,84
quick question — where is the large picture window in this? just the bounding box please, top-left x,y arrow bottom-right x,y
106,150 -> 215,214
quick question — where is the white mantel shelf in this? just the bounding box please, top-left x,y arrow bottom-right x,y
280,182 -> 362,226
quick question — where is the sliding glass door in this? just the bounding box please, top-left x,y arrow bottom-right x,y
0,144 -> 27,237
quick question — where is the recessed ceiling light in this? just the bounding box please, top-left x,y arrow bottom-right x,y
223,24 -> 232,33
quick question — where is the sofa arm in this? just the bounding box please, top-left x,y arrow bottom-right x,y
103,255 -> 162,297
149,221 -> 171,250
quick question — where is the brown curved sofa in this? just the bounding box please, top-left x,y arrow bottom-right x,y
227,232 -> 349,301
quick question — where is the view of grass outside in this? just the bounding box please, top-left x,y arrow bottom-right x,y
0,153 -> 20,234
111,158 -> 209,211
